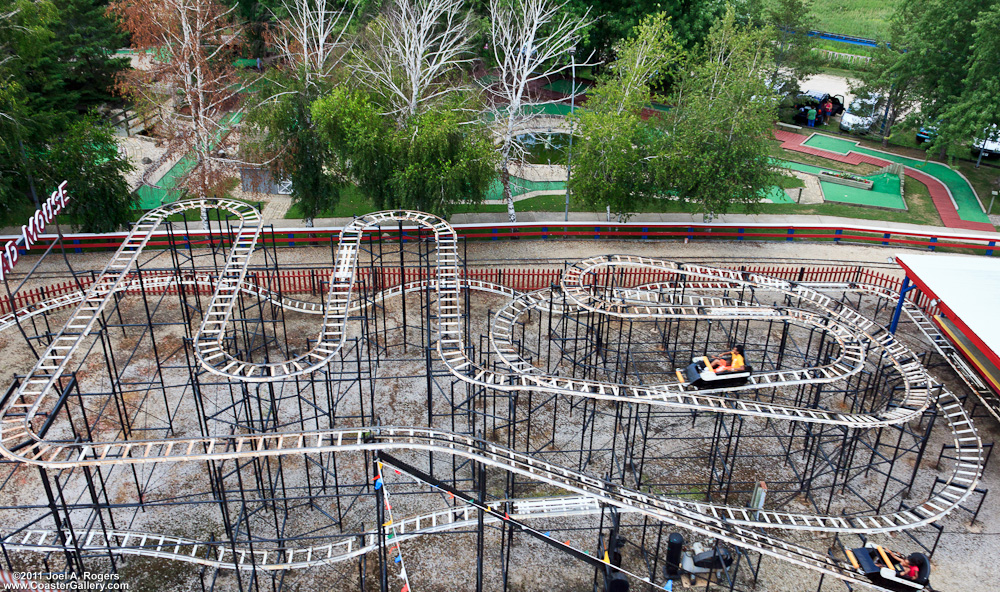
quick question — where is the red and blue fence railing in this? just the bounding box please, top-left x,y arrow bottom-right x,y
3,220 -> 998,256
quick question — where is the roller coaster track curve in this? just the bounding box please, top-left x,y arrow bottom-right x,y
0,200 -> 981,591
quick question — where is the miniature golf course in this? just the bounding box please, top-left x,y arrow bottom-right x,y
779,160 -> 905,209
136,112 -> 243,210
776,130 -> 993,230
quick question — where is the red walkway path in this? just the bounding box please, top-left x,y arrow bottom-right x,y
775,130 -> 995,232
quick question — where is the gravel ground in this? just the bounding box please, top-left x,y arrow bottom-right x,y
119,135 -> 170,190
800,73 -> 858,106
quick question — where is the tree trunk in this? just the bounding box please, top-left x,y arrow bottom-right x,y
881,103 -> 895,148
502,164 -> 516,223
305,217 -> 314,228
201,206 -> 210,230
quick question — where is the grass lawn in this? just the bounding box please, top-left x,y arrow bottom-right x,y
454,194 -> 570,214
480,187 -> 942,227
282,173 -> 943,227
786,0 -> 901,40
814,40 -> 876,57
285,186 -> 377,219
954,161 -> 1000,216
777,174 -> 806,189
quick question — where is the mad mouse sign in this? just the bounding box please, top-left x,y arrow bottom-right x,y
0,180 -> 70,281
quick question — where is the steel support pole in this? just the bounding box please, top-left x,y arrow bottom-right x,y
565,47 -> 575,222
889,275 -> 913,334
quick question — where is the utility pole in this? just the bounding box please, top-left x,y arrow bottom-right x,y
565,45 -> 575,222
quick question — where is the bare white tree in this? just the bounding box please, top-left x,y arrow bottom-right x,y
488,0 -> 594,222
353,0 -> 474,121
273,0 -> 356,87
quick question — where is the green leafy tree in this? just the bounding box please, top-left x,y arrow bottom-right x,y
54,0 -> 129,112
1,0 -> 131,227
244,0 -> 357,223
859,0 -> 1000,157
850,30 -> 919,147
1,1 -> 58,218
246,74 -> 343,225
658,7 -> 778,218
308,0 -> 496,217
933,2 -> 1000,163
0,79 -> 28,219
887,0 -> 990,150
232,0 -> 274,58
566,0 -> 741,64
391,106 -> 498,215
4,0 -> 127,134
312,88 -> 392,207
39,118 -> 136,231
764,0 -> 821,95
312,88 -> 498,216
568,12 -> 680,218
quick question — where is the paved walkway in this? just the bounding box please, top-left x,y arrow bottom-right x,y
786,171 -> 824,205
261,196 -> 292,219
775,130 -> 994,231
7,211 -> 999,246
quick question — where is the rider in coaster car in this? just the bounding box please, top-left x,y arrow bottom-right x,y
711,345 -> 745,373
888,550 -> 920,581
874,549 -> 920,581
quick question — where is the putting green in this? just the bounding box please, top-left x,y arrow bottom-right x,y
801,134 -> 988,222
136,112 -> 243,210
820,173 -> 904,209
776,159 -> 904,209
763,185 -> 795,204
802,134 -> 854,155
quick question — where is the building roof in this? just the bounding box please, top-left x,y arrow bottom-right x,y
896,253 -> 1000,373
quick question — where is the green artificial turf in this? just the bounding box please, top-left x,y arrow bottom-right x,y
801,134 -> 989,222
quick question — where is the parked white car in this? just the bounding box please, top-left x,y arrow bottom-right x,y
973,126 -> 1000,157
839,95 -> 882,133
918,122 -> 1000,158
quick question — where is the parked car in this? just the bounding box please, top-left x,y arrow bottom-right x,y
974,127 -> 1000,157
916,122 -> 1000,157
791,90 -> 845,125
915,123 -> 937,143
839,95 -> 883,134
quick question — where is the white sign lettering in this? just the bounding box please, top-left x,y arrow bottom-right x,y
0,181 -> 70,281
